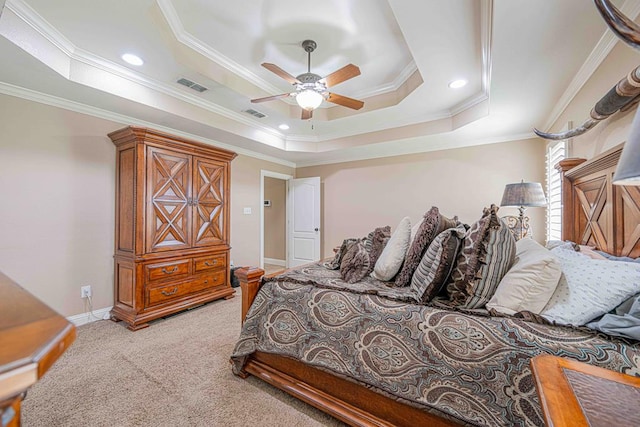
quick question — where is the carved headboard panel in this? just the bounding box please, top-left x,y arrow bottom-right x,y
557,143 -> 640,257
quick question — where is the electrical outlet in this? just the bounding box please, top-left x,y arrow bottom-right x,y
81,285 -> 92,298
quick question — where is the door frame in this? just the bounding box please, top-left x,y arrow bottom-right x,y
260,170 -> 293,269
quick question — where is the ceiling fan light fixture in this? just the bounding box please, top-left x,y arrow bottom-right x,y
296,89 -> 324,111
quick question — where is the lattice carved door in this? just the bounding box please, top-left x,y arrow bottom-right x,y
574,176 -> 612,253
192,157 -> 226,247
146,147 -> 191,253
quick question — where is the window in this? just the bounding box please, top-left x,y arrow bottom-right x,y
546,141 -> 566,242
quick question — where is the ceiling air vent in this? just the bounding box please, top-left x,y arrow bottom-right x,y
243,108 -> 267,119
177,77 -> 208,93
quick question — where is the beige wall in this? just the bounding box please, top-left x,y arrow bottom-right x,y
550,43 -> 640,159
0,94 -> 295,316
297,138 -> 546,258
230,156 -> 294,267
0,94 -> 119,317
263,177 -> 286,261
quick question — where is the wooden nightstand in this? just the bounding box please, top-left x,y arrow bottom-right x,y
531,354 -> 640,427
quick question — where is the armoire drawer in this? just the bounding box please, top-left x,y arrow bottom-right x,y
194,254 -> 226,272
146,271 -> 227,307
145,259 -> 190,282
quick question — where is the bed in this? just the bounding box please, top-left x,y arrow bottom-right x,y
230,144 -> 640,427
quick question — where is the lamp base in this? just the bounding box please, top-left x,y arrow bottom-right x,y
502,215 -> 531,241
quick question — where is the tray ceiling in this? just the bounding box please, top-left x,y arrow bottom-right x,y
0,0 -> 635,166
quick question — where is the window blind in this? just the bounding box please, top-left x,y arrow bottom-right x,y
546,141 -> 566,242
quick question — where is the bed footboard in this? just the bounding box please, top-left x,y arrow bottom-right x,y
235,266 -> 265,323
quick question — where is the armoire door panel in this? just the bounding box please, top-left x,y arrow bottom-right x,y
193,158 -> 226,247
146,147 -> 191,253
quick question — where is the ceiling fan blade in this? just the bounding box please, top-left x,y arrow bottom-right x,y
301,109 -> 313,120
320,64 -> 361,87
326,93 -> 364,110
251,93 -> 293,103
262,63 -> 301,85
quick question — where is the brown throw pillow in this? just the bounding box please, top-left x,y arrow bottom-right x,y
323,238 -> 358,270
366,226 -> 391,273
446,205 -> 516,309
340,240 -> 371,284
394,207 -> 459,287
410,224 -> 466,303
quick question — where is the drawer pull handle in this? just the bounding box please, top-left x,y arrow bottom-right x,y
204,260 -> 218,266
161,286 -> 178,296
204,280 -> 208,284
162,266 -> 178,274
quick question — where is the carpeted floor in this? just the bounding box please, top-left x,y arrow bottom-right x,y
22,292 -> 345,427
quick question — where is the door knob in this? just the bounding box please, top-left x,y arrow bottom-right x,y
314,228 -> 319,232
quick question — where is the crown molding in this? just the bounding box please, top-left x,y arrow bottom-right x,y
157,0 -> 421,109
156,0 -> 282,96
351,60 -> 418,99
4,0 -> 286,142
0,82 -> 297,168
295,131 -> 537,168
449,0 -> 492,116
6,0 -> 74,56
480,0 -> 493,97
541,0 -> 640,131
71,48 -> 284,139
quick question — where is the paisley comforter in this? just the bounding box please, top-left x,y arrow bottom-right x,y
230,263 -> 640,426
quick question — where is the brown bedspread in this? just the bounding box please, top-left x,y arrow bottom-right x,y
231,263 -> 640,426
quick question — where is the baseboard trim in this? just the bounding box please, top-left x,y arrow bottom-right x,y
264,258 -> 286,267
67,306 -> 113,327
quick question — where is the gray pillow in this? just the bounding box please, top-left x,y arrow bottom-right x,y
446,205 -> 516,309
395,207 -> 458,287
323,238 -> 358,270
340,240 -> 371,284
410,225 -> 466,304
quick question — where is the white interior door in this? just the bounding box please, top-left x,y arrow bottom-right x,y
288,177 -> 321,267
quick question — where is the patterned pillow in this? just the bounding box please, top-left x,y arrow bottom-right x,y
366,226 -> 391,273
410,224 -> 466,303
395,207 -> 459,287
541,247 -> 640,325
340,240 -> 371,284
446,205 -> 516,309
323,238 -> 358,270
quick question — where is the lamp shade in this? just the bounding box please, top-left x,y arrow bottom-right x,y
501,181 -> 547,207
613,107 -> 640,185
296,89 -> 323,110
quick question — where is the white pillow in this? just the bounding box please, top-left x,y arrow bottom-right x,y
371,217 -> 411,281
541,247 -> 640,325
486,239 -> 561,315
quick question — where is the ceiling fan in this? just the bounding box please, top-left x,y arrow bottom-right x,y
251,39 -> 364,120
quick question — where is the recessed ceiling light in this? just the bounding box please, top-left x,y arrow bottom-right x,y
122,53 -> 144,66
278,124 -> 290,130
448,79 -> 467,89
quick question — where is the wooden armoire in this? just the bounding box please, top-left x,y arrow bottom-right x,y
109,126 -> 237,330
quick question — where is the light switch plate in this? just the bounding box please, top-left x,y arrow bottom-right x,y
243,207 -> 252,215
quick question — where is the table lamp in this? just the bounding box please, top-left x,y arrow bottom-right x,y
500,181 -> 547,240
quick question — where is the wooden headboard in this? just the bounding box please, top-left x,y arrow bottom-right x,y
557,142 -> 640,257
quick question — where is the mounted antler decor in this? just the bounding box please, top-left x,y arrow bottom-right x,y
534,0 -> 640,141
536,0 -> 640,185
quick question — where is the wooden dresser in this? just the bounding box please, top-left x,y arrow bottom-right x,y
0,272 -> 75,426
109,127 -> 237,330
